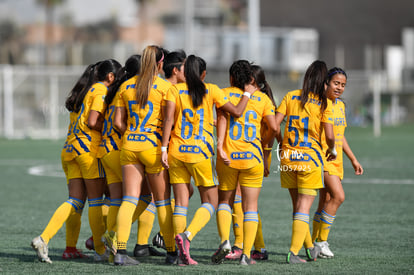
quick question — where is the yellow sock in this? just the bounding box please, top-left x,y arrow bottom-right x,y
173,205 -> 187,236
232,195 -> 244,249
254,213 -> 265,251
102,196 -> 110,231
311,212 -> 321,243
290,213 -> 310,255
186,203 -> 215,242
304,226 -> 313,249
137,202 -> 156,245
318,210 -> 335,241
131,194 -> 152,223
242,212 -> 259,257
88,197 -> 106,255
116,196 -> 138,251
65,211 -> 82,247
217,203 -> 232,243
41,197 -> 84,244
155,199 -> 175,252
106,198 -> 121,233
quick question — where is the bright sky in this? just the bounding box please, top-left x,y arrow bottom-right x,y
0,0 -> 137,26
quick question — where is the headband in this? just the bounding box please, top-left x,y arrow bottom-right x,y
328,70 -> 346,77
157,52 -> 164,64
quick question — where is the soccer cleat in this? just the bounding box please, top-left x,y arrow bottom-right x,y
315,241 -> 334,258
114,253 -> 140,266
286,251 -> 307,264
175,233 -> 197,265
211,240 -> 231,264
85,236 -> 94,250
31,236 -> 52,264
239,254 -> 256,265
62,247 -> 89,259
251,249 -> 269,260
102,231 -> 117,255
165,251 -> 178,265
225,246 -> 243,260
152,232 -> 166,250
94,249 -> 110,262
306,245 -> 321,261
133,244 -> 165,257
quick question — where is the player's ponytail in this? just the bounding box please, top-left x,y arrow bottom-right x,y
106,55 -> 141,105
301,60 -> 328,112
136,45 -> 164,107
184,55 -> 206,109
251,64 -> 277,108
65,62 -> 99,113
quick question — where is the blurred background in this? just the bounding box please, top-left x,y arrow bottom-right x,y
0,0 -> 413,139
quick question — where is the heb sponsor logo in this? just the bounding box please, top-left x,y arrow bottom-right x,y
231,151 -> 254,160
289,152 -> 311,162
179,145 -> 201,153
127,134 -> 147,142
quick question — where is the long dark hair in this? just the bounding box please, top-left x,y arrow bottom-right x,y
65,62 -> 100,113
301,60 -> 328,111
184,55 -> 206,109
251,64 -> 276,107
136,45 -> 164,107
229,60 -> 252,91
105,55 -> 141,105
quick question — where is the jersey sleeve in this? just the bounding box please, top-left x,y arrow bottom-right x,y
166,85 -> 178,104
211,84 -> 229,108
321,99 -> 334,124
276,93 -> 288,115
263,96 -> 276,117
115,88 -> 126,108
90,89 -> 107,114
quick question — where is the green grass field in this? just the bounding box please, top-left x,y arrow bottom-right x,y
1,125 -> 413,274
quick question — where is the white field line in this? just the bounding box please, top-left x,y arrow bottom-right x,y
27,165 -> 65,178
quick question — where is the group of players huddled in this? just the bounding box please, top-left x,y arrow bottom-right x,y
31,45 -> 363,266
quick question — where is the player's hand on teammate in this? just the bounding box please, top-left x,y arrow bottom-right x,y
244,82 -> 257,96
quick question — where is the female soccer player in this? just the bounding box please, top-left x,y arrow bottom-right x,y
109,45 -> 176,266
312,67 -> 364,258
213,61 -> 277,266
161,55 -> 256,265
225,64 -> 278,262
31,59 -> 121,263
274,60 -> 337,264
98,55 -> 141,240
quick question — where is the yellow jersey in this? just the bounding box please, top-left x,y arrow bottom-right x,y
276,89 -> 334,170
322,99 -> 347,179
166,82 -> 229,163
222,87 -> 275,169
118,76 -> 171,152
62,82 -> 107,161
97,90 -> 123,158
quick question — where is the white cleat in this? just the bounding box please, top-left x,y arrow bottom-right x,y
315,241 -> 334,258
31,236 -> 52,264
